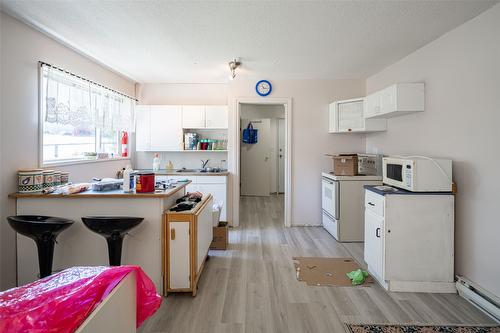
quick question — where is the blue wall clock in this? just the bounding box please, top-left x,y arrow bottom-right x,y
255,80 -> 272,97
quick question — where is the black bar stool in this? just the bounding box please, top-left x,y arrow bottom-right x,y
81,216 -> 144,266
7,215 -> 74,278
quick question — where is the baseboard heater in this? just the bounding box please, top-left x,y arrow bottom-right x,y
456,276 -> 500,323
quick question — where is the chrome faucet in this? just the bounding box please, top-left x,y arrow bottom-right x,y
201,159 -> 210,169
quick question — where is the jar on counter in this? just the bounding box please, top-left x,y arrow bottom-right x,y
42,170 -> 55,188
53,171 -> 61,186
18,169 -> 44,193
60,171 -> 70,185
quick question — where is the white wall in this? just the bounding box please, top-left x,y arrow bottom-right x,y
365,4 -> 500,298
240,104 -> 285,193
228,79 -> 366,226
0,13 -> 135,290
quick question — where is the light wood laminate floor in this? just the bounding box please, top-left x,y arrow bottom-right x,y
139,195 -> 494,333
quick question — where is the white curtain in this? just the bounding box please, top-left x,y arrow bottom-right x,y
43,65 -> 135,132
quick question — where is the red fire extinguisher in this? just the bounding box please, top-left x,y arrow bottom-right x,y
121,131 -> 128,157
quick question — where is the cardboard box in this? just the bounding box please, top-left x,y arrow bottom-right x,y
210,224 -> 228,250
332,154 -> 358,176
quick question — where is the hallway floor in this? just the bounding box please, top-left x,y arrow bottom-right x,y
139,195 -> 495,333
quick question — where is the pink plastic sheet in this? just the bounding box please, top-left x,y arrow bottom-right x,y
0,265 -> 162,332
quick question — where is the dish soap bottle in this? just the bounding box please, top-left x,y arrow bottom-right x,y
166,160 -> 174,172
153,153 -> 161,172
123,165 -> 134,193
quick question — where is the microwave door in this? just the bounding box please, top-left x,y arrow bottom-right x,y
322,178 -> 339,219
386,163 -> 403,182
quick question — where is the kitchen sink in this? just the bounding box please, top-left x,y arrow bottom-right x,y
176,168 -> 227,173
176,168 -> 202,173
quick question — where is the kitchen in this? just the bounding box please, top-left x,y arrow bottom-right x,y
1,1 -> 500,333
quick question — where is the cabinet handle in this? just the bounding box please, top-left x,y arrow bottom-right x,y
368,202 -> 375,206
376,228 -> 381,238
171,228 -> 176,240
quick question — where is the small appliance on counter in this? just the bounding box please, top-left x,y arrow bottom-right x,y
382,156 -> 452,192
91,178 -> 123,192
135,172 -> 155,193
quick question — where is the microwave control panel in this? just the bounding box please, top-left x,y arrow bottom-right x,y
404,162 -> 414,187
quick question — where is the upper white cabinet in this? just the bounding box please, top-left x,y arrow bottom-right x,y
182,105 -> 228,129
365,83 -> 424,119
150,105 -> 183,151
205,105 -> 229,129
182,105 -> 206,128
135,105 -> 151,151
135,105 -> 183,151
329,98 -> 386,133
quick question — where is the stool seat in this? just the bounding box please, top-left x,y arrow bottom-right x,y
7,215 -> 74,278
82,216 -> 144,266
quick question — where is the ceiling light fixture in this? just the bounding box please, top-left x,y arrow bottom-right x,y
228,58 -> 241,80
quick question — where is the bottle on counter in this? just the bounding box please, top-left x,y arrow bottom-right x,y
153,153 -> 161,172
166,160 -> 174,171
123,165 -> 134,193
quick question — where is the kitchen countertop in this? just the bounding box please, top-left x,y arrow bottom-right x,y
139,169 -> 229,176
364,185 -> 453,196
322,172 -> 382,181
9,181 -> 190,199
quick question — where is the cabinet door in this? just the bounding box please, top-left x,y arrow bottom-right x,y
150,105 -> 183,151
328,102 -> 337,133
365,93 -> 380,118
379,85 -> 397,115
364,210 -> 384,280
168,221 -> 190,289
338,100 -> 365,132
135,105 -> 151,151
196,197 -> 213,272
182,105 -> 206,128
205,105 -> 228,129
197,183 -> 226,221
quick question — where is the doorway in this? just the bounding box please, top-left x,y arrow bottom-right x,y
232,98 -> 292,228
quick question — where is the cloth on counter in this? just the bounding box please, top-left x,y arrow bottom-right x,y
0,265 -> 161,333
175,191 -> 203,204
170,201 -> 197,212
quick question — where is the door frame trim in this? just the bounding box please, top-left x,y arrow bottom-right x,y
231,97 -> 292,228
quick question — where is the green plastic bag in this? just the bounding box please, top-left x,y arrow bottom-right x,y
346,269 -> 369,285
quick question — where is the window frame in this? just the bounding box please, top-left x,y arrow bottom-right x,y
38,64 -> 132,167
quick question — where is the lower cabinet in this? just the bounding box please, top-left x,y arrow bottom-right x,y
363,188 -> 455,293
158,175 -> 227,221
164,194 -> 213,296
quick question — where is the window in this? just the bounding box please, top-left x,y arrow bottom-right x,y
40,64 -> 135,165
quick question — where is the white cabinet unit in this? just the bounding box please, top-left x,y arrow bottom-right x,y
182,105 -> 206,128
150,105 -> 183,151
365,83 -> 424,119
135,105 -> 151,151
363,187 -> 455,293
157,174 -> 228,222
321,173 -> 382,242
136,105 -> 183,151
329,98 -> 386,133
205,105 -> 228,129
164,194 -> 213,296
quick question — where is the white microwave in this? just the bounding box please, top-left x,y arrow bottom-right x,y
382,156 -> 452,192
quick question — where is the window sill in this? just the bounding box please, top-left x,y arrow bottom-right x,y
42,157 -> 131,168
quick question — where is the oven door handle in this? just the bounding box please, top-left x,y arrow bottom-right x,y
376,227 -> 381,238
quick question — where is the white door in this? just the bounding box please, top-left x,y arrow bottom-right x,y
278,118 -> 285,193
182,105 -> 206,128
364,210 -> 384,280
240,118 -> 271,196
150,105 -> 182,151
135,105 -> 151,151
169,221 -> 190,289
205,105 -> 228,129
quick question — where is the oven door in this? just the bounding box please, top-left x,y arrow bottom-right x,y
322,177 -> 339,219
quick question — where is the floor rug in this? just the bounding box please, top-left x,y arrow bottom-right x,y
344,323 -> 500,333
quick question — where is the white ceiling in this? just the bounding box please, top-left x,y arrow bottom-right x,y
1,1 -> 497,83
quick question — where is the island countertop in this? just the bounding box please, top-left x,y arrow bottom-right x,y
9,180 -> 191,199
